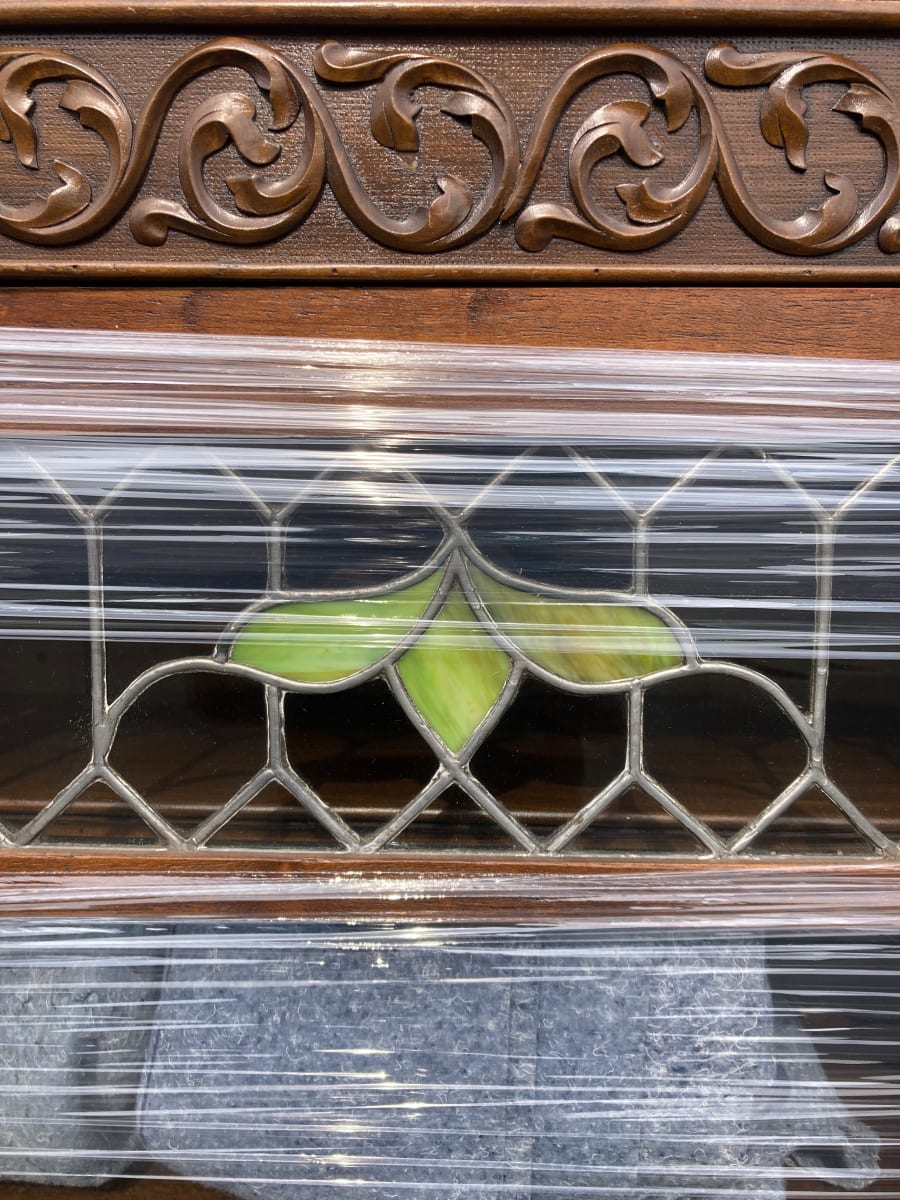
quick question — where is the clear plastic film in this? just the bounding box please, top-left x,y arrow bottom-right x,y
0,330 -> 898,1197
0,917 -> 891,1200
0,328 -> 897,855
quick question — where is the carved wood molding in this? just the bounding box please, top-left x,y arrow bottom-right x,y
3,31 -> 900,278
6,1 -> 900,31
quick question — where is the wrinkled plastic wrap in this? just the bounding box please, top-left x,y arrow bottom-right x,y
0,330 -> 896,1197
0,919 -> 888,1200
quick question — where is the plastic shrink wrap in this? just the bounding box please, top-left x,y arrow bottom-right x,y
0,330 -> 892,1197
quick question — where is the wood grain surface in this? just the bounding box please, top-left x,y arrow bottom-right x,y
0,28 -> 899,281
0,285 -> 897,359
0,849 -> 897,924
4,0 -> 900,28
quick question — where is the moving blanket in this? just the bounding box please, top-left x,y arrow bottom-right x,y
137,926 -> 879,1200
0,922 -> 160,1185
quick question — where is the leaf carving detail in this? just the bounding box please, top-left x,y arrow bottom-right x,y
0,36 -> 898,257
760,79 -> 810,169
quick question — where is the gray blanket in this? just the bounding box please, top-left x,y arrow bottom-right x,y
136,926 -> 879,1200
0,922 -> 161,1185
0,921 -> 879,1196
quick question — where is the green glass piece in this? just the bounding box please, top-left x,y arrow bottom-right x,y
230,571 -> 441,684
471,568 -> 683,683
397,588 -> 510,753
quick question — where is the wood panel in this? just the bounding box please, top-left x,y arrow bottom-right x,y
0,849 -> 896,923
0,26 -> 899,280
6,1 -> 900,31
0,285 -> 897,359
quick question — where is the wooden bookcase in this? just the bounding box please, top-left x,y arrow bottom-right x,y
0,8 -> 898,1198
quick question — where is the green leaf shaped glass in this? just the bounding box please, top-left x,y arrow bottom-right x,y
396,587 -> 511,753
471,568 -> 683,683
230,571 -> 441,684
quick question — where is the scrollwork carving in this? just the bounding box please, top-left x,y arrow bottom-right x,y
0,48 -> 131,245
505,45 -> 717,252
509,41 -> 900,256
312,40 -> 518,251
704,43 -> 900,255
0,34 -> 897,261
129,41 -> 327,246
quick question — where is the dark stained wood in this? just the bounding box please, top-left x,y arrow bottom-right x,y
0,286 -> 893,435
3,1174 -> 225,1200
7,267 -> 900,283
0,31 -> 898,281
0,285 -> 897,360
4,0 -> 900,30
0,850 -> 897,923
